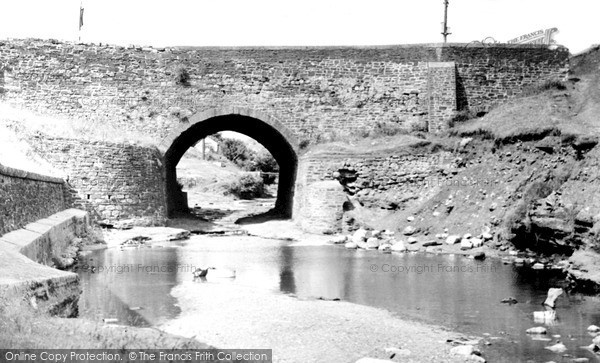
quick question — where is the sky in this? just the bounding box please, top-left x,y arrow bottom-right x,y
0,0 -> 598,54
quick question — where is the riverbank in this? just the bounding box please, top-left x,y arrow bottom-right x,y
160,281 -> 472,363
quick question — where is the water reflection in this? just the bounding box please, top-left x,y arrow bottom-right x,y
78,236 -> 600,362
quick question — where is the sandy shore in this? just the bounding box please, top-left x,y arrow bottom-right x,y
160,282 -> 470,363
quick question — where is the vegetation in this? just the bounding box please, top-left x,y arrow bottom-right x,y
224,173 -> 266,199
218,137 -> 278,175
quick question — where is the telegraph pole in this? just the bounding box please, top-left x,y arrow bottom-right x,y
442,0 -> 451,43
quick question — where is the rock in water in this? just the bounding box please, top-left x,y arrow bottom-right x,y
526,327 -> 547,334
543,288 -> 564,308
587,325 -> 600,333
544,342 -> 567,353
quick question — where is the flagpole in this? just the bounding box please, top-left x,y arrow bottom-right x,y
78,0 -> 84,43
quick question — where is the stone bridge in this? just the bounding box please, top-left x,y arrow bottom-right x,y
0,39 -> 569,227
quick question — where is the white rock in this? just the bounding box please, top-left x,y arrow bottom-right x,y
450,344 -> 474,356
435,233 -> 443,239
544,342 -> 567,353
514,258 -> 525,264
463,233 -> 472,239
432,211 -> 441,217
407,216 -> 415,222
526,327 -> 547,334
407,236 -> 418,244
391,241 -> 407,252
533,263 -> 545,270
587,325 -> 600,333
357,241 -> 368,249
471,238 -> 484,248
533,310 -> 556,324
366,237 -> 380,249
461,239 -> 473,249
344,242 -> 358,249
352,228 -> 368,243
543,288 -> 564,308
509,250 -> 518,256
482,232 -> 493,240
593,334 -> 600,346
446,235 -> 461,245
403,226 -> 416,235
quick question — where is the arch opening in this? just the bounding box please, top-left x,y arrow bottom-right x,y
164,114 -> 298,219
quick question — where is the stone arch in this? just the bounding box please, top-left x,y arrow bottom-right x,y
161,107 -> 299,218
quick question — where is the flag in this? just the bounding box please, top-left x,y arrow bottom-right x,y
79,5 -> 84,30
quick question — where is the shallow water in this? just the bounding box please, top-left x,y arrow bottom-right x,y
77,235 -> 600,362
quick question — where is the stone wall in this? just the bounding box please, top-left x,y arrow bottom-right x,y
25,134 -> 166,224
0,39 -> 568,140
0,163 -> 68,235
294,148 -> 456,231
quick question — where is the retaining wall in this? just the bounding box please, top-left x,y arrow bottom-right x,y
0,209 -> 89,317
26,134 -> 167,224
0,163 -> 69,235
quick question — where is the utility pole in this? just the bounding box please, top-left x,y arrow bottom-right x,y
441,0 -> 451,43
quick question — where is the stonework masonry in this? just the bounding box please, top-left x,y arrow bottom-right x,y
26,134 -> 166,224
294,149 -> 456,232
0,163 -> 69,235
0,39 -> 569,140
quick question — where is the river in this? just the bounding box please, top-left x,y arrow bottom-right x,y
75,233 -> 600,362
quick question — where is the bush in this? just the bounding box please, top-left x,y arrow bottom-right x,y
250,151 -> 278,173
220,138 -> 254,167
225,174 -> 265,199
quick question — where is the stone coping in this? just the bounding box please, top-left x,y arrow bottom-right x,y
0,209 -> 88,315
0,163 -> 64,184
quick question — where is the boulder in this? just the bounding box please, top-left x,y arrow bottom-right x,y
366,237 -> 381,249
544,342 -> 567,353
407,236 -> 418,244
463,233 -> 472,239
352,228 -> 368,243
532,263 -> 545,270
391,241 -> 407,252
450,344 -> 474,356
533,310 -> 556,324
460,239 -> 473,250
473,252 -> 486,260
481,232 -> 493,240
543,288 -> 564,308
446,235 -> 461,245
345,242 -> 358,249
471,238 -> 483,248
402,226 -> 417,235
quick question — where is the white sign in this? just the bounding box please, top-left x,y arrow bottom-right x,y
507,28 -> 558,45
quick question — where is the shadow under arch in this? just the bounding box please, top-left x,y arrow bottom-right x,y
163,112 -> 298,219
